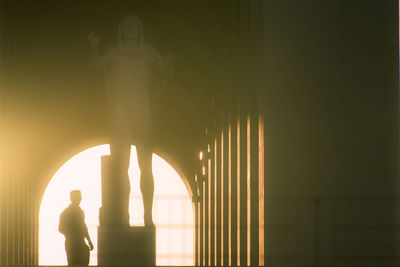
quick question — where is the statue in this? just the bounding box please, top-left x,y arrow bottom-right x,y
88,16 -> 174,227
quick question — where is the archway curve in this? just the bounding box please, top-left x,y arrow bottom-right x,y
38,140 -> 194,207
39,144 -> 194,266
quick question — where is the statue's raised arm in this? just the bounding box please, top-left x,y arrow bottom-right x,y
88,32 -> 110,68
150,49 -> 175,114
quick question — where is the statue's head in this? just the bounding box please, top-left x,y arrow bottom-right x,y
118,15 -> 144,48
70,190 -> 82,206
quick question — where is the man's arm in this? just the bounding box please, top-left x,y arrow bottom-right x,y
81,212 -> 94,250
85,230 -> 94,251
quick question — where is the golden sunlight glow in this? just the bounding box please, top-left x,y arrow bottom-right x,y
259,114 -> 265,266
199,151 -> 203,161
39,145 -> 194,266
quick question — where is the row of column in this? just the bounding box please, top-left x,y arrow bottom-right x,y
195,98 -> 264,266
0,1 -> 39,264
194,0 -> 265,265
0,168 -> 39,265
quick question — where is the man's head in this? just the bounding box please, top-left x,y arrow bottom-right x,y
70,190 -> 82,206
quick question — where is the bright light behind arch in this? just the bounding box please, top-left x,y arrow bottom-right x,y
39,144 -> 194,266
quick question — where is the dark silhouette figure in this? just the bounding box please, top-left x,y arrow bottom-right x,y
59,190 -> 94,266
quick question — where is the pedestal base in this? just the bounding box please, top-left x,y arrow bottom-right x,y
98,226 -> 156,266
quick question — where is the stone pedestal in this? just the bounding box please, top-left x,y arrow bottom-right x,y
100,155 -> 130,226
98,226 -> 156,266
98,155 -> 156,266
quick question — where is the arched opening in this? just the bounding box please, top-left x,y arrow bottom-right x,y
39,144 -> 194,266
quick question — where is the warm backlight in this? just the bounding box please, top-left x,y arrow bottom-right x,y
39,144 -> 194,266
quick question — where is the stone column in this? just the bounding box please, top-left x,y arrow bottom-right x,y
99,155 -> 130,227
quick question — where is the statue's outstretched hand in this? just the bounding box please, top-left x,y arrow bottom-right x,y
88,32 -> 100,47
166,51 -> 175,63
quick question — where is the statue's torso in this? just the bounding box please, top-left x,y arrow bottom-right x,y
104,47 -> 158,120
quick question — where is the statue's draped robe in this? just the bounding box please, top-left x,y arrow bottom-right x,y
98,16 -> 173,226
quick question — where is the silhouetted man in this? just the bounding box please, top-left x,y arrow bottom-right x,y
59,190 -> 94,266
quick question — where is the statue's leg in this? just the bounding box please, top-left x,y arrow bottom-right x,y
110,123 -> 132,225
110,108 -> 133,171
136,126 -> 154,227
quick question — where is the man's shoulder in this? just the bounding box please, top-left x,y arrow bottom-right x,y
59,205 -> 70,220
60,205 -> 82,216
60,205 -> 71,214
